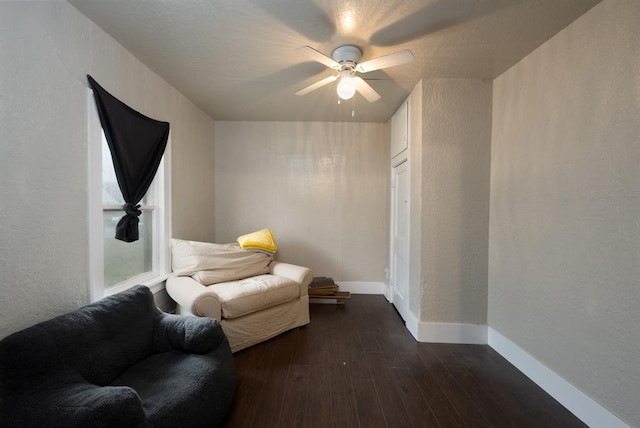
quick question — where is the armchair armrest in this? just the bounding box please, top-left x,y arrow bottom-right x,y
153,313 -> 225,354
166,275 -> 222,320
269,261 -> 313,295
2,380 -> 145,428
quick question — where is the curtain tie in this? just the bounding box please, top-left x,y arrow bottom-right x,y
123,203 -> 142,217
115,203 -> 142,242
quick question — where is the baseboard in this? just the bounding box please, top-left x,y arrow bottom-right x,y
405,310 -> 421,341
416,322 -> 488,344
404,314 -> 488,344
322,284 -> 488,345
488,328 -> 629,428
383,283 -> 393,302
335,281 -> 385,294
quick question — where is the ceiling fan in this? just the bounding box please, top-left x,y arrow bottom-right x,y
295,45 -> 414,102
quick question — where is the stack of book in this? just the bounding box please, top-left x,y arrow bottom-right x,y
308,277 -> 351,304
308,277 -> 339,296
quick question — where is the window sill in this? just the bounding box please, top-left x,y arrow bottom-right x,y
104,272 -> 170,297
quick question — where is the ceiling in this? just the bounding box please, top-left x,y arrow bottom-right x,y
70,0 -> 601,123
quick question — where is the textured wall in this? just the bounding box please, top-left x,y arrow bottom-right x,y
488,0 -> 640,425
420,79 -> 492,324
214,121 -> 389,282
0,2 -> 89,339
170,106 -> 216,242
407,81 -> 423,317
0,2 -> 214,339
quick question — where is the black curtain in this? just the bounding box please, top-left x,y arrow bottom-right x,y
87,75 -> 170,242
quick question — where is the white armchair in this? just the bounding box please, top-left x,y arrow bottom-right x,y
167,260 -> 312,352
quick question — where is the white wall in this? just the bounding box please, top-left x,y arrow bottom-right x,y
171,103 -> 216,243
214,121 -> 389,282
407,81 -> 423,317
489,0 -> 640,425
420,79 -> 493,324
0,2 -> 215,339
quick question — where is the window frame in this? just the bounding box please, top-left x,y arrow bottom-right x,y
87,89 -> 172,302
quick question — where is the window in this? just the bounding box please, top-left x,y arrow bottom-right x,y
87,90 -> 171,301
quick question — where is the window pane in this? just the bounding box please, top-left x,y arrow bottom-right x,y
102,137 -> 124,205
103,210 -> 153,287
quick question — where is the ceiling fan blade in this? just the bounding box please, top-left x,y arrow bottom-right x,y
295,75 -> 338,96
353,77 -> 381,103
296,45 -> 341,70
355,50 -> 414,73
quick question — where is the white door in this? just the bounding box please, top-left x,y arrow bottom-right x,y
391,160 -> 409,321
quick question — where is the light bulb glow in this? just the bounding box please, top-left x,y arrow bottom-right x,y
337,71 -> 356,100
340,10 -> 356,32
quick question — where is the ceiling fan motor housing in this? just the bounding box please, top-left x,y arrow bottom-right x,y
332,45 -> 362,70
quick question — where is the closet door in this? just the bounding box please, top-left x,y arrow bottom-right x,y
390,159 -> 409,321
390,101 -> 408,159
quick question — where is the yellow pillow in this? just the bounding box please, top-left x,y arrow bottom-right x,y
237,228 -> 277,254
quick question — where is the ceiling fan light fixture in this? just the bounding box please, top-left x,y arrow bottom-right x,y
296,44 -> 411,103
337,70 -> 356,100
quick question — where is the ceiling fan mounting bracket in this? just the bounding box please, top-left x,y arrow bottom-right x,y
331,45 -> 362,70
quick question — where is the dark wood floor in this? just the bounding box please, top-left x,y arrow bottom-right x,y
222,295 -> 585,428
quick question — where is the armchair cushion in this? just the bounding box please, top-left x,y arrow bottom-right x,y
213,274 -> 300,319
110,346 -> 235,427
